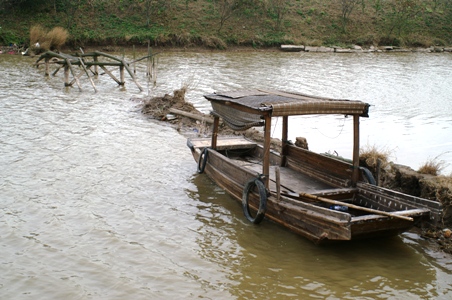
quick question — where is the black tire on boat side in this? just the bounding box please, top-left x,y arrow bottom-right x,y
360,167 -> 376,185
242,178 -> 267,224
197,148 -> 209,173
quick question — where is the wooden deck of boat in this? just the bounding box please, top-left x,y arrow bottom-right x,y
190,136 -> 334,195
235,159 -> 333,194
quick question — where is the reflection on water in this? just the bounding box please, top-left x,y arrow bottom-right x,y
0,52 -> 451,299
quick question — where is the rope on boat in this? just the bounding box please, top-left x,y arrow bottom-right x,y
242,175 -> 268,224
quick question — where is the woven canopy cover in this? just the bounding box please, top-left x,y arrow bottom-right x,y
204,89 -> 370,118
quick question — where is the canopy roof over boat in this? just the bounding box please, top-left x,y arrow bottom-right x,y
205,89 -> 371,186
205,89 -> 370,130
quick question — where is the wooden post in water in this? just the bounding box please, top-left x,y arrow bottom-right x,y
64,65 -> 70,86
133,45 -> 136,74
119,65 -> 125,86
45,57 -> 50,76
93,55 -> 99,75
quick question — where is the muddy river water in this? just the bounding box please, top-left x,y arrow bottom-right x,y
1,51 -> 451,299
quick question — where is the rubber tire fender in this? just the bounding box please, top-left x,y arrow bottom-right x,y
242,178 -> 267,224
360,167 -> 376,185
197,148 -> 209,173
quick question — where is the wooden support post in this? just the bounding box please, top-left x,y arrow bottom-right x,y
133,45 -> 136,74
263,114 -> 272,189
211,116 -> 220,150
352,114 -> 360,187
45,58 -> 50,76
64,65 -> 70,86
119,65 -> 125,86
281,116 -> 288,167
275,167 -> 281,201
93,55 -> 99,75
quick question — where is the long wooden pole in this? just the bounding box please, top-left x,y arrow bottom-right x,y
79,58 -> 97,92
64,65 -> 70,86
168,108 -> 213,123
65,58 -> 82,90
263,114 -> 272,188
298,192 -> 413,221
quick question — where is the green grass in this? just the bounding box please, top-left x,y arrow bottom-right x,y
0,0 -> 450,49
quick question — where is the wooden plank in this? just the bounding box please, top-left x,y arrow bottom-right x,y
169,108 -> 214,124
299,192 -> 414,221
190,137 -> 256,151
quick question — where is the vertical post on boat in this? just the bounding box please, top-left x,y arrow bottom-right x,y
263,114 -> 271,188
352,114 -> 360,187
281,116 -> 288,167
211,116 -> 220,150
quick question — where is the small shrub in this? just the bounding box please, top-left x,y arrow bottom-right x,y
360,144 -> 393,169
30,25 -> 46,46
46,27 -> 69,50
30,25 -> 68,51
418,159 -> 446,176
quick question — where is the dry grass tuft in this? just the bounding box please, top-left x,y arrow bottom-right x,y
360,144 -> 393,168
30,25 -> 68,51
30,25 -> 46,47
46,27 -> 69,50
201,36 -> 227,49
418,159 -> 445,176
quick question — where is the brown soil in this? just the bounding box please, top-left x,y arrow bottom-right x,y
137,88 -> 452,255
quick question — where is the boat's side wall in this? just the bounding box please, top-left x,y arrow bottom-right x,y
192,147 -> 354,242
357,182 -> 443,226
285,145 -> 355,187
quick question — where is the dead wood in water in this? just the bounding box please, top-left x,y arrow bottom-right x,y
34,50 -> 152,92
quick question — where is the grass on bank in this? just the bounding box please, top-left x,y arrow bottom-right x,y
418,153 -> 450,176
1,0 -> 451,49
359,144 -> 393,170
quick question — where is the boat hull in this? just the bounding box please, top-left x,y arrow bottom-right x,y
188,137 -> 440,244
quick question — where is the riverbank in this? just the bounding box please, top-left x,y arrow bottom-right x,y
1,1 -> 451,53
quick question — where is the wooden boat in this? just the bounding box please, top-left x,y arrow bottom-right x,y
187,89 -> 442,244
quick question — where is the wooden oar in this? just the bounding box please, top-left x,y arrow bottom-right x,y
298,192 -> 413,221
